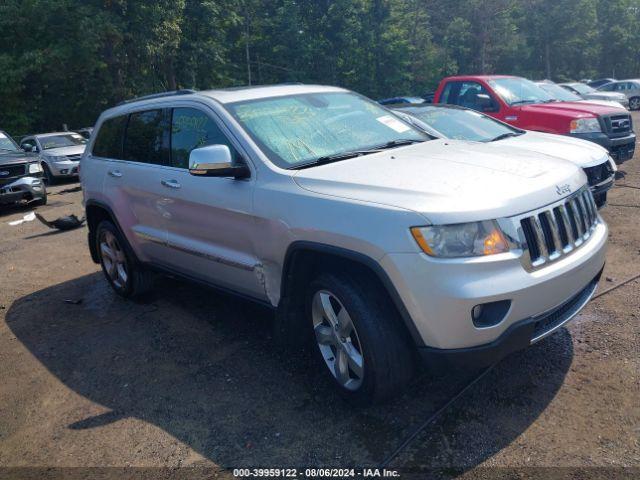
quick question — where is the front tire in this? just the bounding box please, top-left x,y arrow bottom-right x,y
95,220 -> 154,298
629,96 -> 640,111
32,188 -> 47,206
42,163 -> 55,185
307,271 -> 414,405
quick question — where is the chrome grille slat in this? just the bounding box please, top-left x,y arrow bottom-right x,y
516,187 -> 599,271
558,204 -> 575,245
530,216 -> 549,260
543,211 -> 563,259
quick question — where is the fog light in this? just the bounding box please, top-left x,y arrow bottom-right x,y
60,169 -> 68,174
471,300 -> 511,328
471,305 -> 484,320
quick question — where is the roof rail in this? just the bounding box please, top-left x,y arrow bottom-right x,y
117,89 -> 197,106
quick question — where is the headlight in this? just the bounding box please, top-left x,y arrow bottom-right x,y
28,163 -> 43,174
411,221 -> 509,258
570,117 -> 601,133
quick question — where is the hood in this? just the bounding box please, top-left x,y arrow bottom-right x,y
42,145 -> 85,157
293,140 -> 586,224
0,150 -> 39,166
490,131 -> 609,168
521,101 -> 625,118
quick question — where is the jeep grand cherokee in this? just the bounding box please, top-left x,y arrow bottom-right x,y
81,85 -> 607,404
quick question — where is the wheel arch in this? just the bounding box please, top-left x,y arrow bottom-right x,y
85,200 -> 136,265
276,241 -> 424,347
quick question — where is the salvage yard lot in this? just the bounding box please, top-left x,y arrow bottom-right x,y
1,113 -> 638,478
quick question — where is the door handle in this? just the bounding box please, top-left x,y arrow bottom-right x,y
161,179 -> 181,189
108,169 -> 123,178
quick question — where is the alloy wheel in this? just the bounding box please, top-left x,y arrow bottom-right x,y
311,290 -> 364,391
630,97 -> 640,110
99,230 -> 128,289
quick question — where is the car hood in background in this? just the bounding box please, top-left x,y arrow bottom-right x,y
521,101 -> 626,117
0,151 -> 39,166
42,145 -> 86,157
490,131 -> 610,168
578,99 -> 627,110
293,139 -> 586,224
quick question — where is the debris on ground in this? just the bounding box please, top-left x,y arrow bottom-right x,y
8,211 -> 36,226
35,213 -> 85,231
51,186 -> 82,195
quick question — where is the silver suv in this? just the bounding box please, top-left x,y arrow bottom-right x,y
20,132 -> 87,183
81,85 -> 607,404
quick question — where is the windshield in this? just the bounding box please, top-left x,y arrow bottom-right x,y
538,83 -> 581,102
488,78 -> 554,105
39,133 -> 87,150
569,83 -> 596,95
226,92 -> 428,168
405,107 -> 518,142
0,131 -> 20,152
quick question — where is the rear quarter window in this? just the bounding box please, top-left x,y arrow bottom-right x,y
93,116 -> 127,159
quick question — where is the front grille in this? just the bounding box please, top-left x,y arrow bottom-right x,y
67,154 -> 82,161
531,276 -> 599,343
602,113 -> 632,136
0,164 -> 27,179
519,188 -> 599,270
583,162 -> 614,187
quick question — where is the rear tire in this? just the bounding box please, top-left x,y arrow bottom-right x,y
95,220 -> 154,298
629,97 -> 640,111
307,271 -> 414,405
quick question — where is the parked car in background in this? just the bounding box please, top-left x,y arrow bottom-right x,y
422,91 -> 435,103
597,79 -> 640,111
391,104 -> 616,208
559,82 -> 629,109
434,75 -> 636,162
0,130 -> 46,206
588,78 -> 616,89
20,132 -> 87,183
76,127 -> 94,139
536,81 -> 627,110
378,96 -> 425,105
82,85 -> 607,404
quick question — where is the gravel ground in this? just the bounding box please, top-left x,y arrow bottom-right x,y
0,113 -> 638,479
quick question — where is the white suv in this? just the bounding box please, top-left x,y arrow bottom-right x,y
81,85 -> 607,404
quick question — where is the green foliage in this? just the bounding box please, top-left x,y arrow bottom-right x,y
0,0 -> 638,136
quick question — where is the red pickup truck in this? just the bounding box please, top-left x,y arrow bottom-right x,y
434,75 -> 636,162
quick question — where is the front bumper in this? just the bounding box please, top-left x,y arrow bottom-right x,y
417,268 -> 602,369
0,177 -> 46,204
380,219 -> 607,351
48,159 -> 80,177
570,132 -> 636,163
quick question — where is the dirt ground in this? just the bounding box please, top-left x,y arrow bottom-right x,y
1,113 -> 638,480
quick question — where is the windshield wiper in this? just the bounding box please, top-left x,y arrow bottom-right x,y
510,100 -> 537,106
487,132 -> 524,142
290,150 -> 380,170
370,139 -> 425,150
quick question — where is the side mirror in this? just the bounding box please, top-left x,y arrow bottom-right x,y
188,144 -> 249,179
23,144 -> 34,152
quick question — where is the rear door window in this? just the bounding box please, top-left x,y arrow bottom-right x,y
170,108 -> 238,169
93,116 -> 127,159
123,109 -> 169,165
